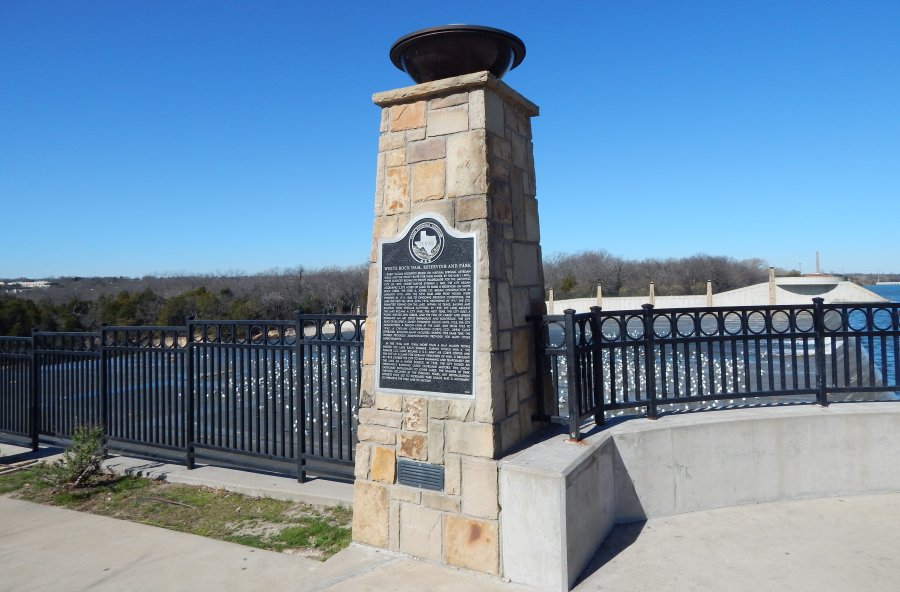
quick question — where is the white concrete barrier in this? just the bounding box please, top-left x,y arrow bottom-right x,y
499,403 -> 900,591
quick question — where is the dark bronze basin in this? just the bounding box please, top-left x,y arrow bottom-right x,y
390,25 -> 526,84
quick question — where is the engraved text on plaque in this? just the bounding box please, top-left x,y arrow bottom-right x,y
378,216 -> 475,396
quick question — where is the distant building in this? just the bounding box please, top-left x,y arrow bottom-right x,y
1,279 -> 52,293
548,272 -> 887,313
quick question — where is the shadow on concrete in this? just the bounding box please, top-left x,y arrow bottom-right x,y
573,520 -> 648,587
610,440 -> 647,522
0,445 -> 65,465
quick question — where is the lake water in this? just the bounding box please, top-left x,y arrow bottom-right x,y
868,284 -> 900,303
861,285 -> 899,385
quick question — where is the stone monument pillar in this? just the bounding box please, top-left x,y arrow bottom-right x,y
352,70 -> 545,575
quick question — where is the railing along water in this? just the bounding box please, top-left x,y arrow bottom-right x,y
534,298 -> 900,439
296,314 -> 363,479
0,337 -> 32,446
33,332 -> 102,443
0,313 -> 364,481
188,320 -> 299,475
102,326 -> 188,459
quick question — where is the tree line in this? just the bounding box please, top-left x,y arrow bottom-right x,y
543,251 -> 777,299
0,266 -> 368,337
3,252 -> 881,337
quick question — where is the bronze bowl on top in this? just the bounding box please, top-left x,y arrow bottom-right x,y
390,25 -> 526,84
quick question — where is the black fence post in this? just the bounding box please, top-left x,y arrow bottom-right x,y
589,306 -> 605,426
642,304 -> 659,420
813,298 -> 829,407
531,314 -> 548,421
99,324 -> 109,455
184,317 -> 196,469
563,309 -> 582,440
28,329 -> 39,451
294,310 -> 307,483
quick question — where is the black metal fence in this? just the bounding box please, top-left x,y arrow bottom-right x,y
34,332 -> 102,444
0,313 -> 365,481
534,298 -> 900,439
0,337 -> 31,440
104,326 -> 187,459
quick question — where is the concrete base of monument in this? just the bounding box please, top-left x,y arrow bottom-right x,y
499,402 -> 900,591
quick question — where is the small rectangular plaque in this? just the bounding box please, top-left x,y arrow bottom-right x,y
377,214 -> 476,397
397,459 -> 445,491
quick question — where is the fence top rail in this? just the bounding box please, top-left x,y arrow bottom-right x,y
295,313 -> 367,321
188,322 -> 297,348
33,331 -> 101,337
32,332 -> 102,354
534,300 -> 899,323
0,337 -> 31,356
102,325 -> 188,332
189,319 -> 296,326
102,331 -> 189,350
533,301 -> 899,343
296,315 -> 365,344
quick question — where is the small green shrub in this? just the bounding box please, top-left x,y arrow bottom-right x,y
42,426 -> 107,489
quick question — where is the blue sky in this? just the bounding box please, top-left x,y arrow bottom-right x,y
2,1 -> 898,278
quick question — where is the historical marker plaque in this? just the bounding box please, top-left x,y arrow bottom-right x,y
377,215 -> 476,396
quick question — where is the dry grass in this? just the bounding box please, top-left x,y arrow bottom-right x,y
0,466 -> 352,560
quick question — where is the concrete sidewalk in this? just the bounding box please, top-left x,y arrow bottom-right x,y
4,443 -> 900,591
4,493 -> 900,592
0,444 -> 531,591
0,496 -> 530,592
574,493 -> 900,592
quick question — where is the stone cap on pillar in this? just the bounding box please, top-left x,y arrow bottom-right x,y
373,71 -> 539,117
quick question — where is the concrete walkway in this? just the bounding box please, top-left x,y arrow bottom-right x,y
574,493 -> 900,592
4,493 -> 900,592
0,444 -> 530,591
4,444 -> 900,591
0,496 -> 529,592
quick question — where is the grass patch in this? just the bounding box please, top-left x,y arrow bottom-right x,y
275,518 -> 353,555
0,466 -> 352,560
0,468 -> 42,495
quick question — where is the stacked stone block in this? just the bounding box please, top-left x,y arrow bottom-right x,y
352,71 -> 545,575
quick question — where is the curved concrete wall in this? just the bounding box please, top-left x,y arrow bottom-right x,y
499,403 -> 900,591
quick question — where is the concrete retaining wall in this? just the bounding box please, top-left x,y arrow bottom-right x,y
499,403 -> 900,590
